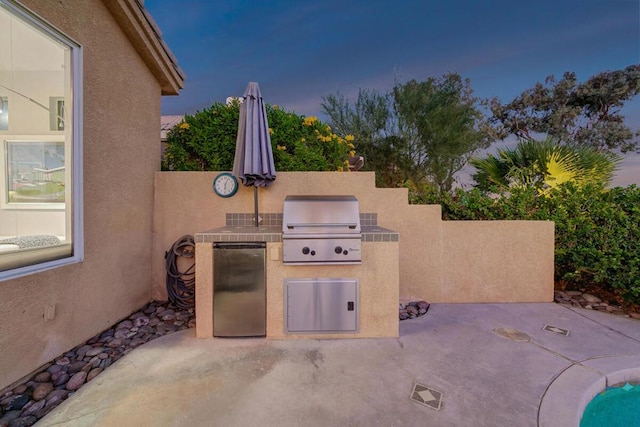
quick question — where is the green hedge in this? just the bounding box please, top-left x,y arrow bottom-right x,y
162,102 -> 356,172
409,183 -> 640,304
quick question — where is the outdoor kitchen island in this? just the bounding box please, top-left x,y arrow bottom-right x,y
194,217 -> 399,339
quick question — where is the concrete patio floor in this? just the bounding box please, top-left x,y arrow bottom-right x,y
38,303 -> 640,427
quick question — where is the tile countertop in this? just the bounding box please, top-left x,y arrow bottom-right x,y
195,225 -> 399,243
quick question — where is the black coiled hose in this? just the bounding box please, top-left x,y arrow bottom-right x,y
165,235 -> 195,309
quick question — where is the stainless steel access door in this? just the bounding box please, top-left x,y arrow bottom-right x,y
213,242 -> 266,337
285,278 -> 358,333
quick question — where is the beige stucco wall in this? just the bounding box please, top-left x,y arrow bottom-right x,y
440,221 -> 555,302
266,242 -> 399,339
0,0 -> 164,388
153,172 -> 554,307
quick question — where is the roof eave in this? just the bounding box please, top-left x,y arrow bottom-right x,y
103,0 -> 185,95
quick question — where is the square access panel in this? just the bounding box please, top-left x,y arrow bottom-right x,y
285,278 -> 358,333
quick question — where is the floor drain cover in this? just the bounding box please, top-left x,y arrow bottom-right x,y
543,324 -> 569,336
410,383 -> 442,410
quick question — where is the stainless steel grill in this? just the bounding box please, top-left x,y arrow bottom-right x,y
282,195 -> 362,265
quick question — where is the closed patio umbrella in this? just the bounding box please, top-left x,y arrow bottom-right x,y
232,82 -> 276,226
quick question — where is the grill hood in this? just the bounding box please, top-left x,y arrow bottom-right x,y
282,195 -> 362,264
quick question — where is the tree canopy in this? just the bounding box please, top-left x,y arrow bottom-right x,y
488,65 -> 640,152
322,73 -> 494,191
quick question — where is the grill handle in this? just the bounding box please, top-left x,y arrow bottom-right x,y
286,223 -> 358,229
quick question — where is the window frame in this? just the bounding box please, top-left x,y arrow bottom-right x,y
0,0 -> 83,282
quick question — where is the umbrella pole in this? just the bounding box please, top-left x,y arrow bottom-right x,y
254,186 -> 259,227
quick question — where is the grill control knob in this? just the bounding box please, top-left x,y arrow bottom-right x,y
334,246 -> 343,254
302,247 -> 310,255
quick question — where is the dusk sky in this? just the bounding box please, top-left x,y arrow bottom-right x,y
146,0 -> 640,185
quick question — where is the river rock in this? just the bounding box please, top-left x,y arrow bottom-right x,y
21,399 -> 45,417
114,329 -> 129,339
176,312 -> 190,322
34,372 -> 51,383
75,345 -> 94,359
88,356 -> 101,368
32,383 -> 53,401
86,368 -> 103,382
129,338 -> 144,348
85,347 -> 104,357
417,301 -> 430,311
582,293 -> 602,303
46,365 -> 63,375
65,372 -> 87,391
162,313 -> 176,321
44,390 -> 69,405
107,338 -> 124,348
6,394 -> 29,411
133,316 -> 149,327
7,415 -> 38,427
130,311 -> 145,320
51,372 -> 69,387
12,385 -> 27,395
406,305 -> 419,315
99,330 -> 114,341
55,357 -> 70,366
0,411 -> 21,426
117,320 -> 133,330
67,361 -> 88,375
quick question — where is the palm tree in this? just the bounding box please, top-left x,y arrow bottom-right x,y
471,138 -> 620,195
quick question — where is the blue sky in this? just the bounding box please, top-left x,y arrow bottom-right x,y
146,0 -> 640,185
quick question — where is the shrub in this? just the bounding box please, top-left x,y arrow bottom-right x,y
409,182 -> 640,304
162,103 -> 355,172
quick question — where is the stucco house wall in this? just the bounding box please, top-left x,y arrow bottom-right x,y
0,0 -> 183,389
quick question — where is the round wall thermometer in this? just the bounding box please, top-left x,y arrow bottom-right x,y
213,172 -> 239,198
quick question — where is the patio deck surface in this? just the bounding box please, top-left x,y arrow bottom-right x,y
37,303 -> 640,427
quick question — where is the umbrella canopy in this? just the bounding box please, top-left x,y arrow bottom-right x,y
232,82 -> 276,226
233,82 -> 276,188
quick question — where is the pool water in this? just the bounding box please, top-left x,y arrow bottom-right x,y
581,383 -> 640,426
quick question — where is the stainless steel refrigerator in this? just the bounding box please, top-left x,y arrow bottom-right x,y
213,242 -> 266,337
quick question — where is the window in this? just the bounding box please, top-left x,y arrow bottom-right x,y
0,0 -> 83,280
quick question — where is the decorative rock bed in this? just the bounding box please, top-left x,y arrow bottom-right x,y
399,301 -> 430,320
554,290 -> 640,319
0,301 -> 195,427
